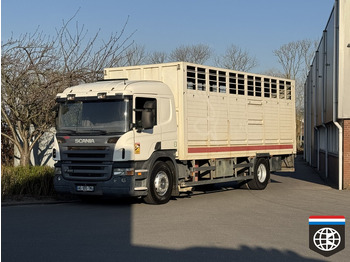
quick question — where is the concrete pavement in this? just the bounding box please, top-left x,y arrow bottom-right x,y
2,156 -> 350,262
131,156 -> 350,261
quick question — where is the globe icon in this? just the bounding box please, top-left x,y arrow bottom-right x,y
313,227 -> 341,252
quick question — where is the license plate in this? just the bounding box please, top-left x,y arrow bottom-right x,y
76,185 -> 95,192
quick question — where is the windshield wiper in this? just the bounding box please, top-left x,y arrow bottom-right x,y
78,129 -> 107,135
58,129 -> 117,136
57,129 -> 77,135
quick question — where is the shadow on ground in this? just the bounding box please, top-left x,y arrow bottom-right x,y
2,199 -> 327,262
2,156 -> 332,262
272,155 -> 327,186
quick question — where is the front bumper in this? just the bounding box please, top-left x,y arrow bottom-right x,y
54,175 -> 147,197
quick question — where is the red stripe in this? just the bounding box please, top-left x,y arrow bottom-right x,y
188,144 -> 293,154
309,216 -> 345,219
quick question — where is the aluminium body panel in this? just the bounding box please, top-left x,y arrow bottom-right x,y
104,62 -> 296,161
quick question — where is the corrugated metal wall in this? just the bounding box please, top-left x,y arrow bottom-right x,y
304,0 -> 350,188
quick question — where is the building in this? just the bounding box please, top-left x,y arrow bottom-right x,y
304,0 -> 350,189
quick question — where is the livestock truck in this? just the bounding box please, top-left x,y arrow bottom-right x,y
53,62 -> 296,204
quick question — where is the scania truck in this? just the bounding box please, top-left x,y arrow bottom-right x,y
53,62 -> 296,204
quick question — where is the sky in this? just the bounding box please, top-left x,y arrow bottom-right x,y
1,0 -> 335,73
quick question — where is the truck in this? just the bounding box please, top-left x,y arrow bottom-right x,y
53,62 -> 296,204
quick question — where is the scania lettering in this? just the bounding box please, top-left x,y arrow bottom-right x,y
74,139 -> 96,144
53,62 -> 296,204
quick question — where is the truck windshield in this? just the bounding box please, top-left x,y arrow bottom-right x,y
57,99 -> 131,135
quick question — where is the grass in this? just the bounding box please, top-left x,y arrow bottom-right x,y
1,166 -> 56,199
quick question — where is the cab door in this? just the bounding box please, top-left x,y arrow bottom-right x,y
133,96 -> 161,161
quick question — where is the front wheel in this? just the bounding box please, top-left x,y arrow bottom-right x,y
247,158 -> 270,190
144,162 -> 173,204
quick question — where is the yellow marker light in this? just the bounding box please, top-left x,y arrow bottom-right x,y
67,94 -> 75,100
126,169 -> 134,176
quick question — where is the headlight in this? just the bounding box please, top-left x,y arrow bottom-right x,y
113,168 -> 134,176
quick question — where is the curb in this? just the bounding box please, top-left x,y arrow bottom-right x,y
1,196 -> 80,207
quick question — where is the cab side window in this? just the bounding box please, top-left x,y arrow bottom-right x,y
135,97 -> 157,128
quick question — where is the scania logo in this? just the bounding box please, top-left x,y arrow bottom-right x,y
75,139 -> 95,144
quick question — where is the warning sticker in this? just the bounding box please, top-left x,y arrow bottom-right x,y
134,143 -> 140,154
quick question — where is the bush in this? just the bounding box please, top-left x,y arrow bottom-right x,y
1,166 -> 55,199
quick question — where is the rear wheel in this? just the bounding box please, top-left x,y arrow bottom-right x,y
247,158 -> 270,190
144,162 -> 173,204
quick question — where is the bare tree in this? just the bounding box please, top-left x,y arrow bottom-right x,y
215,44 -> 258,72
169,44 -> 212,64
147,51 -> 168,64
300,39 -> 319,80
273,39 -> 318,110
272,39 -> 318,151
1,31 -> 59,166
1,16 -> 135,166
56,14 -> 135,83
1,115 -> 14,165
116,43 -> 147,66
259,68 -> 285,78
273,41 -> 303,80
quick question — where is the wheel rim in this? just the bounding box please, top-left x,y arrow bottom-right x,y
257,163 -> 267,183
154,171 -> 169,196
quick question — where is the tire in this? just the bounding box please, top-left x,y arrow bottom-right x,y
247,158 -> 270,190
144,161 -> 173,204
